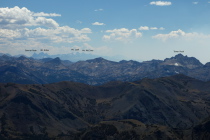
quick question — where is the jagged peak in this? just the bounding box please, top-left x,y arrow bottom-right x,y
174,53 -> 185,59
164,54 -> 186,61
163,54 -> 203,68
17,55 -> 28,60
1,54 -> 11,58
54,57 -> 61,61
45,57 -> 61,64
87,57 -> 108,63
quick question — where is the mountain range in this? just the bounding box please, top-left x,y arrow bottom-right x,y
0,53 -> 210,85
0,74 -> 210,139
1,54 -> 210,139
31,52 -> 124,62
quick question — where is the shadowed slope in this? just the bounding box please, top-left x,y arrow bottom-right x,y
0,75 -> 210,139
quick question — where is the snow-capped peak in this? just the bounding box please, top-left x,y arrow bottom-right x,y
174,63 -> 179,66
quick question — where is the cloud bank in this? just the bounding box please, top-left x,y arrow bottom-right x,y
0,7 -> 92,43
103,28 -> 142,42
94,9 -> 103,11
0,6 -> 60,29
0,6 -> 93,55
139,26 -> 165,30
152,29 -> 210,41
150,1 -> 172,6
92,22 -> 105,25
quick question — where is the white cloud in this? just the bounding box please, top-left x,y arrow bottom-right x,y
0,6 -> 60,29
103,28 -> 142,42
153,29 -> 185,41
192,2 -> 198,4
76,20 -> 82,24
80,28 -> 92,33
0,29 -> 21,38
159,27 -> 165,30
150,1 -> 172,6
0,6 -> 94,56
139,26 -> 164,30
35,17 -> 59,28
152,29 -> 210,41
0,7 -> 92,44
94,9 -> 103,11
82,43 -> 94,50
150,27 -> 158,30
32,12 -> 61,17
92,22 -> 105,25
0,26 -> 92,43
139,26 -> 149,30
82,43 -> 112,55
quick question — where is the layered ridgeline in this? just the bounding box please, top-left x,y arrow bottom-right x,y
0,54 -> 210,85
0,75 -> 210,139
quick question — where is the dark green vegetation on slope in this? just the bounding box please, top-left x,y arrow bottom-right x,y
0,75 -> 210,139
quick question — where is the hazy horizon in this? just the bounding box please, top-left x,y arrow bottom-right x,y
1,0 -> 210,63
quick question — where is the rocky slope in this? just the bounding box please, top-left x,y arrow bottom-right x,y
0,75 -> 210,139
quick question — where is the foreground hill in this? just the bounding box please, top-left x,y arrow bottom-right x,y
0,75 -> 210,139
1,54 -> 210,85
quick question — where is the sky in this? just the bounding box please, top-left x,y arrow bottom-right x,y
1,0 -> 210,63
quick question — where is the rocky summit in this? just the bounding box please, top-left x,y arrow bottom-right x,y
0,54 -> 209,85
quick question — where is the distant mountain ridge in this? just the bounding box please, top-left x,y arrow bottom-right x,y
31,52 -> 124,62
0,53 -> 210,85
162,54 -> 203,69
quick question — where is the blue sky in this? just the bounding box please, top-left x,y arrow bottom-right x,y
1,0 -> 210,63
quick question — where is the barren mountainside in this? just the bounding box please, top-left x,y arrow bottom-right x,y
0,75 -> 210,139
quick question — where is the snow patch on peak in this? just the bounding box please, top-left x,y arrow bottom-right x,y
174,63 -> 179,66
175,71 -> 179,74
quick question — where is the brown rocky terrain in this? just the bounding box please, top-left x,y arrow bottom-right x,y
0,75 -> 210,139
